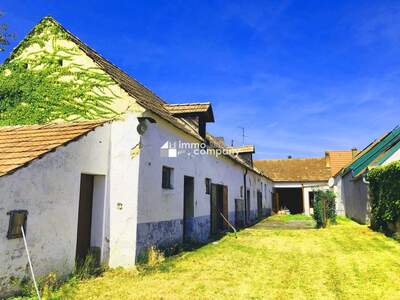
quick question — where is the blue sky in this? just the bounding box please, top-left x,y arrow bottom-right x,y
1,0 -> 399,159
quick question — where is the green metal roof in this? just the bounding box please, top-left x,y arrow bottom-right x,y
342,126 -> 400,177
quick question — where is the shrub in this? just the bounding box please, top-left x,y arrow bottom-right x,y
313,190 -> 336,228
366,161 -> 400,236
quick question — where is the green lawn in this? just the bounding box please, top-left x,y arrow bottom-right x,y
16,216 -> 400,299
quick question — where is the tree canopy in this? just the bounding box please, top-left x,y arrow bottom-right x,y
0,11 -> 13,52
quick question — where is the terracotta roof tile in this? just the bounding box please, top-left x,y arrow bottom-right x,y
326,150 -> 355,176
254,157 -> 331,182
0,120 -> 106,177
164,103 -> 211,114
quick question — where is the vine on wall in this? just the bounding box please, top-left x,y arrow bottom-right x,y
0,17 -> 120,126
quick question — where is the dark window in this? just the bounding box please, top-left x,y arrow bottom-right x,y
7,210 -> 28,239
240,186 -> 243,198
309,191 -> 315,208
205,178 -> 211,194
162,166 -> 173,189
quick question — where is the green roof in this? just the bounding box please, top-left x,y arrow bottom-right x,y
342,126 -> 400,177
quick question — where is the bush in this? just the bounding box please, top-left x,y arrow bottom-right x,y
313,190 -> 336,228
366,161 -> 400,236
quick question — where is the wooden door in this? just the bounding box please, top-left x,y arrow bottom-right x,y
210,184 -> 218,234
183,176 -> 194,243
76,174 -> 94,263
222,185 -> 229,229
257,191 -> 263,218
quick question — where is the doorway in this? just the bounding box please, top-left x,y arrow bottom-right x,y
183,176 -> 194,243
76,174 -> 106,264
210,184 -> 228,234
257,190 -> 263,218
76,174 -> 94,263
274,188 -> 304,214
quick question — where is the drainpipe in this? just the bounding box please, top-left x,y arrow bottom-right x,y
244,168 -> 248,225
362,175 -> 370,185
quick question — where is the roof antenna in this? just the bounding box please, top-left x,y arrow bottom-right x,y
238,127 -> 247,145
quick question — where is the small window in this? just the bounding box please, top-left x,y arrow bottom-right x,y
162,166 -> 174,189
205,178 -> 211,194
7,210 -> 28,239
240,186 -> 243,198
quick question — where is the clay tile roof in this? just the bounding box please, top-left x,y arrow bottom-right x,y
164,103 -> 214,122
227,145 -> 255,154
164,103 -> 211,114
326,150 -> 355,176
0,120 -> 106,177
254,157 -> 331,182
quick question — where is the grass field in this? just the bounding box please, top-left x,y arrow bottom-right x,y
14,215 -> 400,299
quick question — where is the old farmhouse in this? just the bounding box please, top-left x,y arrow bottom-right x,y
0,17 -> 273,295
1,16 -> 399,298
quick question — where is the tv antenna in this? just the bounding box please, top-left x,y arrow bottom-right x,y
238,127 -> 247,145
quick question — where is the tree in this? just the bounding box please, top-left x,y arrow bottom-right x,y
0,11 -> 14,52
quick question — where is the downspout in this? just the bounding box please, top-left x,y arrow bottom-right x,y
244,168 -> 248,225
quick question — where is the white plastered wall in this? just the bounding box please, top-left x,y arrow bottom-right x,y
0,125 -> 110,295
137,114 -> 273,226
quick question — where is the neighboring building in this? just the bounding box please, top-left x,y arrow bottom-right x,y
254,150 -> 354,215
0,17 -> 273,296
334,126 -> 400,224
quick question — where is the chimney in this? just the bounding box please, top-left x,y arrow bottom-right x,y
325,152 -> 331,167
351,148 -> 358,157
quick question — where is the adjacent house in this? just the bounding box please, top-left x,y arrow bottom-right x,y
333,126 -> 400,224
254,150 -> 354,215
0,17 -> 273,296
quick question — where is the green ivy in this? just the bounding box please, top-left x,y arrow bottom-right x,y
366,161 -> 400,235
0,17 -> 120,125
313,190 -> 336,228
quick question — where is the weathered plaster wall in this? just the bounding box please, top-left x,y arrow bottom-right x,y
342,173 -> 369,224
333,176 -> 345,216
0,125 -> 110,295
107,114 -> 141,267
135,115 -> 272,256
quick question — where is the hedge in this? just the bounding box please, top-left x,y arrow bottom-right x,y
366,161 -> 400,235
313,190 -> 336,228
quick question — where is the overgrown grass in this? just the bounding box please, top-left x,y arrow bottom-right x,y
10,218 -> 400,299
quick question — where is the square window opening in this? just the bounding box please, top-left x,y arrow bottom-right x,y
7,210 -> 28,239
162,166 -> 174,189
